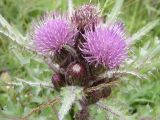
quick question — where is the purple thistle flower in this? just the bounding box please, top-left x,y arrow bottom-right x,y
81,22 -> 127,69
71,4 -> 100,31
32,15 -> 77,55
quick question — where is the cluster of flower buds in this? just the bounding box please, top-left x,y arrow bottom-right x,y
32,4 -> 128,105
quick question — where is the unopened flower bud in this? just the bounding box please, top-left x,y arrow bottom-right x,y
84,86 -> 111,105
66,62 -> 87,86
67,62 -> 85,77
71,4 -> 100,32
51,73 -> 64,90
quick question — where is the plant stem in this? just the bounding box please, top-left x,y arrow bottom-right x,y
69,105 -> 75,120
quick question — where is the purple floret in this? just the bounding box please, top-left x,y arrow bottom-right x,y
33,16 -> 77,55
81,22 -> 127,69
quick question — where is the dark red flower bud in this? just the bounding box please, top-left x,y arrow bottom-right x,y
66,62 -> 87,86
75,107 -> 89,120
84,86 -> 111,105
101,86 -> 111,99
85,90 -> 102,105
67,62 -> 86,77
51,73 -> 64,90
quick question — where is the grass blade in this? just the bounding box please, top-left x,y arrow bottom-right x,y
130,19 -> 159,45
100,0 -> 109,15
106,0 -> 124,25
149,45 -> 160,59
68,0 -> 73,17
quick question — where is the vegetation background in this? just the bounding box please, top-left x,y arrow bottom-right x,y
0,0 -> 160,120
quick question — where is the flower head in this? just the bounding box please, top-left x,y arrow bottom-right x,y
81,22 -> 127,69
71,4 -> 100,31
32,14 -> 77,55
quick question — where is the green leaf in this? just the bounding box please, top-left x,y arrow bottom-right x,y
96,102 -> 127,120
106,0 -> 124,25
58,86 -> 83,120
0,14 -> 25,46
100,0 -> 109,15
0,111 -> 20,120
99,70 -> 144,80
148,45 -> 160,60
130,19 -> 159,44
11,49 -> 30,65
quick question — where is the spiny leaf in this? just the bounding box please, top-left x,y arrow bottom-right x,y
99,70 -> 145,80
130,19 -> 159,45
58,86 -> 83,120
0,111 -> 20,120
0,14 -> 33,51
106,0 -> 124,25
11,49 -> 30,65
137,44 -> 160,68
0,14 -> 25,45
148,45 -> 160,60
96,102 -> 127,120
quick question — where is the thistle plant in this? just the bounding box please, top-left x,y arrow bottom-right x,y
27,2 -> 159,120
30,3 -> 132,120
0,0 -> 159,120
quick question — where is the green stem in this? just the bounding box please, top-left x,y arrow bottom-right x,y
70,105 -> 75,120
